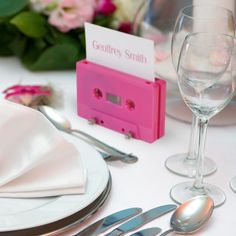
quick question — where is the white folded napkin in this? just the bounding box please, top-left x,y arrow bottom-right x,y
0,99 -> 86,198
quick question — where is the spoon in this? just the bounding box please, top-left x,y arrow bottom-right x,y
38,105 -> 138,163
160,195 -> 214,236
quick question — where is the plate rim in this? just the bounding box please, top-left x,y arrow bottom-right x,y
0,174 -> 112,236
0,133 -> 109,232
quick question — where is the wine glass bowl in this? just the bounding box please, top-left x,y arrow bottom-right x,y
178,33 -> 234,119
171,5 -> 235,71
170,3 -> 236,124
170,32 -> 235,207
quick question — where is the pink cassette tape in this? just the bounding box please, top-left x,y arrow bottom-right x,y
76,60 -> 166,143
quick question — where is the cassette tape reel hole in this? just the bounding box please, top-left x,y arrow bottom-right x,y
125,100 -> 135,111
93,88 -> 103,99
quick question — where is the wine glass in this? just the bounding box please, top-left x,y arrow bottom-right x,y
165,4 -> 235,177
170,32 -> 235,207
229,52 -> 236,193
230,177 -> 236,192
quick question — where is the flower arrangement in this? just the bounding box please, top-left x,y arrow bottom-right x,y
0,0 -> 143,70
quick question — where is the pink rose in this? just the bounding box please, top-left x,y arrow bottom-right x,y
96,0 -> 116,16
118,22 -> 132,34
49,0 -> 96,32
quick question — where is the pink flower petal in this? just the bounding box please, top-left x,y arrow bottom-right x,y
48,0 -> 96,32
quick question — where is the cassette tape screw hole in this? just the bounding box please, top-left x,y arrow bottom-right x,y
88,118 -> 97,125
125,131 -> 134,139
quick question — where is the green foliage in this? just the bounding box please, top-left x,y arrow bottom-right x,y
0,46 -> 13,56
0,1 -> 113,70
0,0 -> 29,18
8,34 -> 28,57
23,44 -> 81,70
10,12 -> 47,38
94,14 -> 113,27
0,24 -> 15,56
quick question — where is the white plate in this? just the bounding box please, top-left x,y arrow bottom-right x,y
0,133 -> 109,232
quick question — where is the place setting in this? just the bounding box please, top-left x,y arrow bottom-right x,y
1,0 -> 236,236
0,81 -> 141,235
0,98 -> 112,235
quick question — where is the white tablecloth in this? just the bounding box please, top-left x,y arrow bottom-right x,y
1,57 -> 236,235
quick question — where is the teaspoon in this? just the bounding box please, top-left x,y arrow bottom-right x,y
38,105 -> 138,163
160,195 -> 214,236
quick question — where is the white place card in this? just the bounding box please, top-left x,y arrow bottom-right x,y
85,23 -> 155,81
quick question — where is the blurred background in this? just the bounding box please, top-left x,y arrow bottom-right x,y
133,0 -> 236,125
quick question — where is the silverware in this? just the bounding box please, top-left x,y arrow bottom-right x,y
130,227 -> 162,236
38,105 -> 138,163
160,196 -> 214,236
74,207 -> 142,236
104,204 -> 177,236
99,150 -> 117,160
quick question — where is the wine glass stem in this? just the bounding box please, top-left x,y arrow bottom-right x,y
186,115 -> 199,161
193,118 -> 209,189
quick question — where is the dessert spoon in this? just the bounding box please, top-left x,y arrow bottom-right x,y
38,105 -> 138,163
160,195 -> 214,235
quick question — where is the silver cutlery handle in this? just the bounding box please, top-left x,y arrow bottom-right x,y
71,129 -> 138,163
104,228 -> 124,236
159,229 -> 174,236
130,227 -> 162,236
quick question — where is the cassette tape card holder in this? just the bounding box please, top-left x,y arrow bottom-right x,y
76,23 -> 166,143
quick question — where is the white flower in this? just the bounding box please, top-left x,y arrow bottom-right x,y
30,0 -> 58,15
113,0 -> 143,23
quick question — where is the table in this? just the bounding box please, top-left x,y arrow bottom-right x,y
1,57 -> 236,235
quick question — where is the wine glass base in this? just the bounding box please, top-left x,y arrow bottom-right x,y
165,154 -> 217,178
170,181 -> 225,207
230,176 -> 236,192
